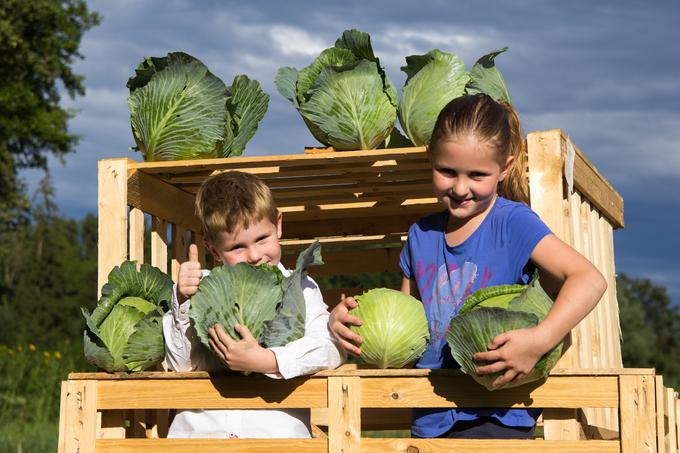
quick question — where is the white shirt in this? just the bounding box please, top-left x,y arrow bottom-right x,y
162,262 -> 343,438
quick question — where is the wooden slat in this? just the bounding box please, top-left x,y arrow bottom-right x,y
129,207 -> 145,266
96,438 -> 326,452
150,216 -> 168,273
284,212 -> 421,240
656,376 -> 667,453
98,159 -> 129,295
328,376 -> 360,453
96,377 -> 327,409
666,387 -> 678,453
58,380 -> 97,453
359,376 -> 619,409
361,438 -> 619,452
127,169 -> 201,233
619,374 -> 656,453
283,248 -> 402,277
193,233 -> 206,268
171,224 -> 187,283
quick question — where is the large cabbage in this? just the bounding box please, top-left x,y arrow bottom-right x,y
127,52 -> 269,161
398,47 -> 511,146
349,288 -> 429,368
275,29 -> 398,150
189,242 -> 323,348
81,261 -> 173,372
446,275 -> 564,390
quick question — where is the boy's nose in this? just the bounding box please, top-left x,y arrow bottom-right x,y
246,247 -> 263,265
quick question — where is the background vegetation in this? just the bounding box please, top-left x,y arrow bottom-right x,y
1,1 -> 678,451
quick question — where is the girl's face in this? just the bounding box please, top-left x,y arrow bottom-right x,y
430,135 -> 513,224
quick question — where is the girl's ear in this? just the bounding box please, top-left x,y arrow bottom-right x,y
498,154 -> 515,182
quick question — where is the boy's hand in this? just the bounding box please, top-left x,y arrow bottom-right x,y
328,296 -> 364,357
473,327 -> 551,389
177,244 -> 202,304
208,324 -> 278,374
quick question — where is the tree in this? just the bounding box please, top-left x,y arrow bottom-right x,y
0,0 -> 100,226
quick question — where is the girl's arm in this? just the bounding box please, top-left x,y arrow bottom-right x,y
475,234 -> 607,387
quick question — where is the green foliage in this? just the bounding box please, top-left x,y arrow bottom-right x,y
0,0 -> 100,228
618,273 -> 680,389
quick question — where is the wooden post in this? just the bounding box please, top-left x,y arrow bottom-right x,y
58,380 -> 97,453
171,224 -> 188,283
666,387 -> 678,452
129,207 -> 145,267
619,374 -> 656,453
151,216 -> 168,274
656,376 -> 667,453
98,159 -> 129,295
328,376 -> 360,453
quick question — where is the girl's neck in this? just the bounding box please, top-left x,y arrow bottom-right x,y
445,195 -> 498,247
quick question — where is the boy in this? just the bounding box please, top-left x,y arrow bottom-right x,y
163,171 -> 343,438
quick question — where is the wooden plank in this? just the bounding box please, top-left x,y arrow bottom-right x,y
666,387 -> 678,453
171,224 -> 187,283
328,376 -> 360,453
151,216 -> 168,273
58,380 -> 97,453
280,199 -> 437,221
282,248 -> 402,277
675,398 -> 680,453
284,212 -> 421,240
361,438 -> 619,452
359,376 -> 619,409
194,233 -> 206,268
127,169 -> 201,233
96,377 -> 327,409
656,376 -> 667,453
98,159 -> 129,296
97,438 -> 326,452
619,374 -> 656,453
129,207 -> 145,267
605,219 -> 623,366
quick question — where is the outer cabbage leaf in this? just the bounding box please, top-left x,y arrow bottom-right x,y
262,241 -> 323,347
127,52 -> 227,161
465,47 -> 512,104
300,60 -> 397,150
189,263 -> 284,347
446,276 -> 564,390
349,288 -> 429,368
398,49 -> 470,146
220,74 -> 270,157
82,262 -> 172,372
275,66 -> 300,108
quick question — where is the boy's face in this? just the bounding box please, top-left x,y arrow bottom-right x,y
207,212 -> 283,267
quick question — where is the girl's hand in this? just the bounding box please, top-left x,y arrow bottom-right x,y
473,327 -> 551,389
208,324 -> 277,373
328,296 -> 364,357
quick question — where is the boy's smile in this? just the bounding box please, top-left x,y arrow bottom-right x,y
207,212 -> 283,266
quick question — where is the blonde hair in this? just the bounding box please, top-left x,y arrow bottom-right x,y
195,171 -> 278,243
428,93 -> 529,204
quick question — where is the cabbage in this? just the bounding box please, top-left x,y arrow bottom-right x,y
398,47 -> 511,146
189,242 -> 322,348
81,261 -> 173,372
349,288 -> 429,368
275,29 -> 398,150
127,51 -> 269,161
446,275 -> 564,390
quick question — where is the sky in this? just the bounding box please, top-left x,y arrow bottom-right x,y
20,0 -> 680,302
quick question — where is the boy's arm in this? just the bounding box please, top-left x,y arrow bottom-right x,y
265,277 -> 344,379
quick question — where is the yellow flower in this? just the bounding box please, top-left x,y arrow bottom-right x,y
43,351 -> 51,359
55,351 -> 62,360
28,344 -> 37,352
17,345 -> 23,352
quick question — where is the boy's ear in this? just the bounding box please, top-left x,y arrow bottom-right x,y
276,209 -> 283,239
498,155 -> 515,182
204,239 -> 222,264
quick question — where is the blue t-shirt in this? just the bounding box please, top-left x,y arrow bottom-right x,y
399,196 -> 552,438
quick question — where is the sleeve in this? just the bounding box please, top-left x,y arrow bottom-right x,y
163,271 -> 223,372
506,205 -> 553,277
265,276 -> 344,379
399,224 -> 415,280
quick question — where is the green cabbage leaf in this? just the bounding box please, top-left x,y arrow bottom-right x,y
465,47 -> 512,104
446,275 -> 564,390
127,52 -> 269,161
275,29 -> 398,150
82,261 -> 172,372
349,288 -> 429,368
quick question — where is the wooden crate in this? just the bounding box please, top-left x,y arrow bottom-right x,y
95,129 -> 625,439
58,367 -> 659,452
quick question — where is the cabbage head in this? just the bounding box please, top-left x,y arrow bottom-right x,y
127,52 -> 269,161
275,29 -> 398,150
189,242 -> 322,348
446,275 -> 564,390
349,288 -> 429,368
82,261 -> 173,372
398,47 -> 511,147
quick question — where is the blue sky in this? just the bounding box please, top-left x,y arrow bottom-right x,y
20,0 -> 680,302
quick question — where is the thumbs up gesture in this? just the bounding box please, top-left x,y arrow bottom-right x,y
177,243 -> 202,304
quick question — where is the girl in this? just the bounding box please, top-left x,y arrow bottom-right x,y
328,93 -> 607,439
